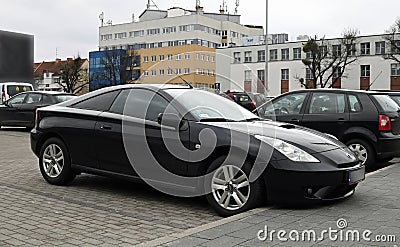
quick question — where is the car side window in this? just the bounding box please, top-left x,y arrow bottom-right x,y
348,95 -> 362,113
122,89 -> 173,121
109,90 -> 130,114
25,93 -> 43,104
8,93 -> 27,105
270,93 -> 307,115
72,90 -> 120,111
42,95 -> 54,104
309,93 -> 345,114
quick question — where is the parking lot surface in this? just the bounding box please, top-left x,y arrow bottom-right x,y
0,129 -> 399,246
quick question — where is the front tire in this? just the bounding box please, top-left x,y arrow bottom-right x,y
206,157 -> 265,217
346,139 -> 376,168
39,137 -> 75,185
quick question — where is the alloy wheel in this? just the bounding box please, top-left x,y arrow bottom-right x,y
211,165 -> 250,211
348,144 -> 368,164
42,144 -> 64,178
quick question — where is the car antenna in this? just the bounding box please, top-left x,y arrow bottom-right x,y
169,67 -> 193,89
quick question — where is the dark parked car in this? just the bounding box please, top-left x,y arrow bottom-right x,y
260,89 -> 400,167
229,92 -> 269,112
31,85 -> 364,216
377,91 -> 400,106
0,91 -> 76,128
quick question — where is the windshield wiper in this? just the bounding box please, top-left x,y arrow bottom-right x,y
200,118 -> 237,122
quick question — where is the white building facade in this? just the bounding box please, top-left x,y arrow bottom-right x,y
217,34 -> 400,96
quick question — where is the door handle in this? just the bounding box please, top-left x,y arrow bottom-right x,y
337,118 -> 346,121
100,125 -> 112,130
291,119 -> 300,123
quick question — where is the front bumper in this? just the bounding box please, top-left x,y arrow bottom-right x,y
30,128 -> 41,157
264,161 -> 364,204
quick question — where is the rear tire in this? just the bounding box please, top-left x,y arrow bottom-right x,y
346,139 -> 376,168
39,137 -> 75,185
206,156 -> 265,217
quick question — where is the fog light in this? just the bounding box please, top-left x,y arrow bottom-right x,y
307,188 -> 313,195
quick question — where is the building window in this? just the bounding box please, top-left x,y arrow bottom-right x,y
160,69 -> 165,76
346,44 -> 356,56
196,68 -> 200,75
245,70 -> 252,81
306,68 -> 313,80
333,45 -> 341,57
184,68 -> 190,74
185,53 -> 190,60
258,50 -> 266,62
144,70 -> 149,76
168,54 -> 173,61
281,69 -> 289,80
151,70 -> 156,76
320,46 -> 328,57
361,65 -> 370,77
176,68 -> 181,75
244,51 -> 252,63
176,54 -> 182,60
196,53 -> 200,60
167,69 -> 173,75
281,49 -> 289,60
206,56 -> 210,62
234,52 -> 241,63
144,56 -> 149,63
160,55 -> 165,61
151,56 -> 156,62
211,70 -> 215,76
270,49 -> 278,61
293,48 -> 302,60
361,42 -> 370,55
147,28 -> 160,35
163,26 -> 176,34
114,32 -> 127,39
391,64 -> 400,76
305,51 -> 312,59
201,69 -> 205,75
211,56 -> 215,63
375,41 -> 385,55
333,66 -> 342,78
257,70 -> 265,81
201,54 -> 205,60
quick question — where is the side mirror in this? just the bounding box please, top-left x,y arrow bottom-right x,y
157,113 -> 183,129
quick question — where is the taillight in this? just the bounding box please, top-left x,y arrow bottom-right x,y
1,92 -> 5,102
378,115 -> 391,131
250,100 -> 256,109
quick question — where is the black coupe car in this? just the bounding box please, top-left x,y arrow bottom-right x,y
0,91 -> 76,129
31,85 -> 364,216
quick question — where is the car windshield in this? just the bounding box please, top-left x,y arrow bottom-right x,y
7,85 -> 32,97
166,89 -> 258,121
55,95 -> 77,103
389,95 -> 400,106
372,95 -> 400,112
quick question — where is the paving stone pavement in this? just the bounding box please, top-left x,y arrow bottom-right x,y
0,129 -> 399,247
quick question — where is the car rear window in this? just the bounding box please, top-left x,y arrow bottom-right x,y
7,85 -> 32,97
55,95 -> 77,103
372,95 -> 400,112
390,95 -> 400,106
234,94 -> 251,102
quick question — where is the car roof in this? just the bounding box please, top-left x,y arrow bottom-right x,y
58,84 -> 192,106
283,88 -> 390,95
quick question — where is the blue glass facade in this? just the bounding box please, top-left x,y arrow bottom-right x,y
89,49 -> 127,92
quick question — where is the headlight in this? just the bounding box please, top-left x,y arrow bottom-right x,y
255,135 -> 320,163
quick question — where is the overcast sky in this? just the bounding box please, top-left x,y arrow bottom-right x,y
0,0 -> 399,62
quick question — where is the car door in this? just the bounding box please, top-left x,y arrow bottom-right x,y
265,92 -> 309,124
96,88 -> 190,178
18,93 -> 43,126
0,93 -> 27,126
301,92 -> 350,139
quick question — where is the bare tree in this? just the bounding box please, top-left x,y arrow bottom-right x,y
58,57 -> 88,94
299,29 -> 359,89
384,18 -> 400,63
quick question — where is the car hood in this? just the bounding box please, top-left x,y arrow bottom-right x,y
201,120 -> 347,154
